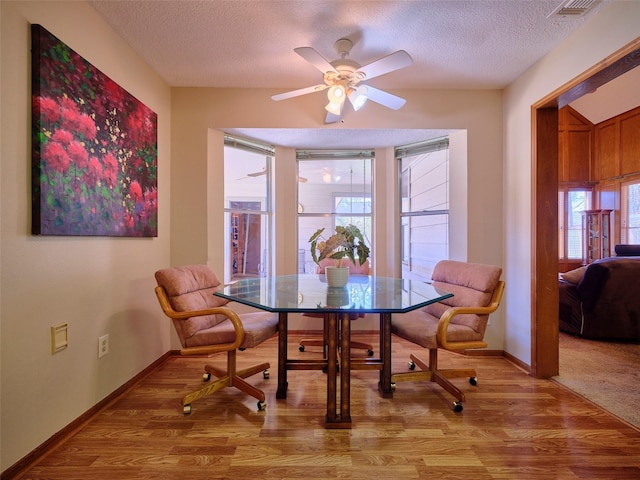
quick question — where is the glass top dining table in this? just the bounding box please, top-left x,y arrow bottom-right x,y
216,273 -> 451,313
215,274 -> 452,428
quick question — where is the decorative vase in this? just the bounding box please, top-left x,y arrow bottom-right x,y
325,266 -> 349,287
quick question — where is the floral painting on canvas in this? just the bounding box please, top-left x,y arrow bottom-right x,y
31,24 -> 158,236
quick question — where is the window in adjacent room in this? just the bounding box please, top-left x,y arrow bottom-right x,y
297,151 -> 373,274
558,186 -> 592,268
397,137 -> 450,282
223,135 -> 273,283
621,178 -> 640,244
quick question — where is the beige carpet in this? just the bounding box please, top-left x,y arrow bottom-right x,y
554,332 -> 640,428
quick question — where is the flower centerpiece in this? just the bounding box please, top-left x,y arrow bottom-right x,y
309,224 -> 370,286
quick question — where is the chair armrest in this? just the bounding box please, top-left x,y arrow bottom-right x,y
154,285 -> 245,354
436,280 -> 505,351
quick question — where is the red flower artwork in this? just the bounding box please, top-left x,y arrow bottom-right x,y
31,24 -> 158,237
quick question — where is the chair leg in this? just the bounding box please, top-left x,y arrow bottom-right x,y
432,371 -> 466,403
181,350 -> 269,412
391,349 -> 478,410
349,340 -> 375,356
299,338 -> 326,351
230,374 -> 266,403
206,361 -> 270,381
182,374 -> 231,407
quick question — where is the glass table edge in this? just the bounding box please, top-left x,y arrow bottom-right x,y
213,280 -> 453,315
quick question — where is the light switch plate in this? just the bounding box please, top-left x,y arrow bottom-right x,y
51,323 -> 68,353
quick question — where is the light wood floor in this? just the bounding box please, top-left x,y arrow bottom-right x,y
17,335 -> 640,479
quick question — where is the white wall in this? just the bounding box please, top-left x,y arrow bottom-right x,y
503,2 -> 640,363
0,1 -> 172,470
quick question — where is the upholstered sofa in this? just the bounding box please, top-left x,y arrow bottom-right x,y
558,245 -> 640,340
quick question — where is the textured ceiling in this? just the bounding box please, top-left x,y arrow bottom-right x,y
90,0 -> 628,149
90,0 -> 607,89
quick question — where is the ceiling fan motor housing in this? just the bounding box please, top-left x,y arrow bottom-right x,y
334,38 -> 354,56
325,39 -> 366,91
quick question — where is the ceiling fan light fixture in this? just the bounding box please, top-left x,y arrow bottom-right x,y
326,85 -> 346,114
348,86 -> 368,111
322,172 -> 341,183
327,85 -> 345,102
325,100 -> 343,115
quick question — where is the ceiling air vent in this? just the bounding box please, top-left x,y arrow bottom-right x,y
548,0 -> 600,17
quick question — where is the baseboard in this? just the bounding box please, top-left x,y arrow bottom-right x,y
503,350 -> 532,374
1,352 -> 172,480
465,349 -> 504,357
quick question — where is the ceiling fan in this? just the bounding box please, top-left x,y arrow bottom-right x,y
239,167 -> 307,183
271,38 -> 413,124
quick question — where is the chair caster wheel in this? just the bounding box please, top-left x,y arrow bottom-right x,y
408,361 -> 416,370
258,401 -> 266,411
203,372 -> 211,381
299,345 -> 305,352
263,369 -> 270,380
183,404 -> 192,415
367,349 -> 374,356
469,376 -> 478,386
453,401 -> 463,413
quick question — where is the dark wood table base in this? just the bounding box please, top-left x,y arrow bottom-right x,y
276,311 -> 394,428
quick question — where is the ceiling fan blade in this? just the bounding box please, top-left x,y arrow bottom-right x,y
242,172 -> 306,182
357,50 -> 413,81
294,47 -> 338,75
325,112 -> 343,124
364,86 -> 407,110
271,84 -> 329,101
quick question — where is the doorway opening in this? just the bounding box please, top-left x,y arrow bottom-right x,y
531,41 -> 640,378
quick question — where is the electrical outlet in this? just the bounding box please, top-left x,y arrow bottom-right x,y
98,334 -> 109,358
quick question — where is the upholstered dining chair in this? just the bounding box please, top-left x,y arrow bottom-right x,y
154,265 -> 279,414
391,260 -> 505,412
299,258 -> 374,356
